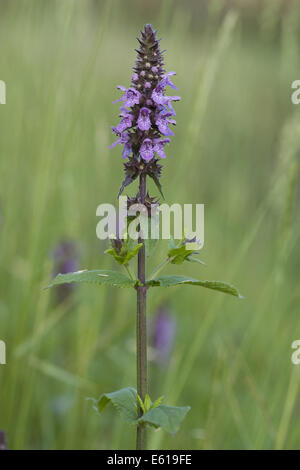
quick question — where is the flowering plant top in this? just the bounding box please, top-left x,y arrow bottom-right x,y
110,24 -> 180,170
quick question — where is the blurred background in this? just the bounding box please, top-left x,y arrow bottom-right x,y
0,0 -> 300,450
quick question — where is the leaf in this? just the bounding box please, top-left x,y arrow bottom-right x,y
93,387 -> 138,424
124,243 -> 143,264
137,394 -> 146,414
151,395 -> 164,410
104,248 -> 125,265
147,275 -> 243,298
150,174 -> 165,199
144,394 -> 152,413
138,405 -> 190,434
90,388 -> 190,434
118,174 -> 138,198
105,238 -> 142,266
186,256 -> 205,265
168,242 -> 203,265
46,269 -> 136,289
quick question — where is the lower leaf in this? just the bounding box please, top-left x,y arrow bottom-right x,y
138,404 -> 191,434
91,387 -> 138,424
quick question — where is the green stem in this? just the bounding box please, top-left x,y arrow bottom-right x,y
149,257 -> 172,280
124,264 -> 135,281
136,172 -> 148,450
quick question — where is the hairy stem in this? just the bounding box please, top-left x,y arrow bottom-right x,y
136,172 -> 148,450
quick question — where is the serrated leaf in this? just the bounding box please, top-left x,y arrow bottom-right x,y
93,387 -> 138,424
46,269 -> 136,289
147,275 -> 243,298
138,405 -> 190,434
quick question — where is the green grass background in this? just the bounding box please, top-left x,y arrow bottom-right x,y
0,0 -> 300,449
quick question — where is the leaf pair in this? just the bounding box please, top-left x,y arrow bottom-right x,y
46,270 -> 243,298
90,387 -> 190,435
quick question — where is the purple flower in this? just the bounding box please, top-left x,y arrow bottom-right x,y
151,82 -> 166,105
164,95 -> 181,116
152,307 -> 176,366
155,111 -> 175,136
52,241 -> 79,303
137,107 -> 151,131
161,71 -> 177,90
152,80 -> 181,116
114,87 -> 141,108
0,431 -> 6,450
140,138 -> 154,161
115,112 -> 134,133
154,138 -> 170,159
110,130 -> 132,159
110,24 -> 180,194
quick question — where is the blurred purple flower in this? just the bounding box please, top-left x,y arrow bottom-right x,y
52,240 -> 79,303
0,430 -> 6,450
152,306 -> 176,366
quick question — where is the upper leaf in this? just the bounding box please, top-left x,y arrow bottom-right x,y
92,387 -> 138,424
46,269 -> 136,289
168,237 -> 204,265
138,404 -> 190,434
147,275 -> 243,298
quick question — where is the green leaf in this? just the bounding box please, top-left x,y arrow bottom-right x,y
144,394 -> 152,413
92,387 -> 138,424
168,240 -> 204,265
124,243 -> 143,264
46,269 -> 136,289
147,275 -> 243,298
137,394 -> 146,414
105,241 -> 143,265
138,405 -> 190,434
151,395 -> 164,410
